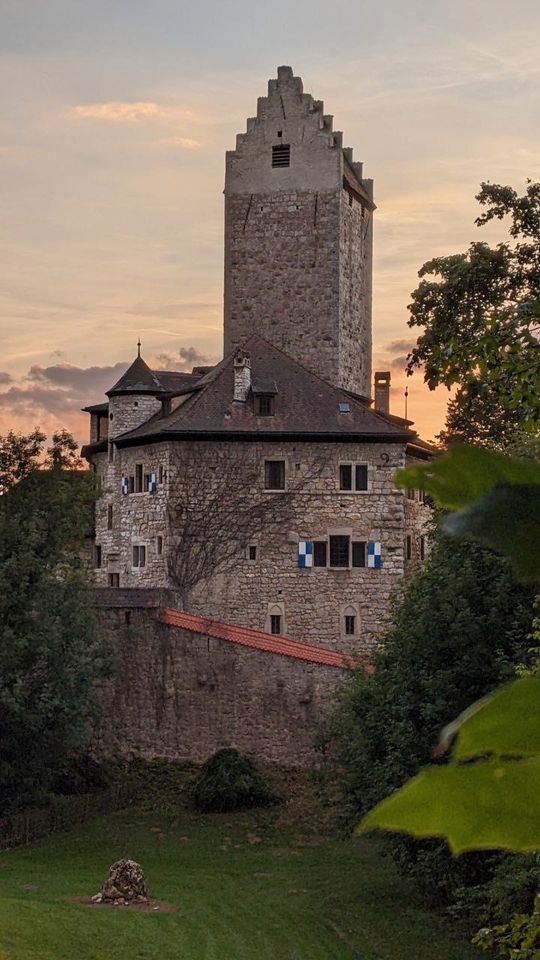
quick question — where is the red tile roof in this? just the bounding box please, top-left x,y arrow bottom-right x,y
160,607 -> 373,673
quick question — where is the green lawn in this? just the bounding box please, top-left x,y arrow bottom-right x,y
0,802 -> 481,960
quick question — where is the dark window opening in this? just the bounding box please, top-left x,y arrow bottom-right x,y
339,464 -> 353,491
129,475 -> 135,494
108,572 -> 120,588
248,545 -> 257,561
272,143 -> 290,167
132,545 -> 146,568
352,541 -> 366,568
420,536 -> 425,561
313,541 -> 327,567
158,465 -> 164,484
277,129 -> 282,137
94,545 -> 102,568
135,463 -> 143,493
109,412 -> 113,421
330,535 -> 350,568
345,615 -> 356,635
355,464 -> 368,491
256,395 -> 274,417
107,505 -> 113,530
265,460 -> 285,490
143,473 -> 151,492
270,614 -> 281,635
157,536 -> 163,556
406,535 -> 412,561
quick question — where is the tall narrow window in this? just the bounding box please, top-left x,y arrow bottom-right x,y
313,541 -> 327,567
420,536 -> 425,561
272,143 -> 290,167
352,541 -> 366,568
355,464 -> 368,491
107,505 -> 113,530
132,545 -> 146,568
406,535 -> 412,561
135,464 -> 143,493
157,536 -> 163,556
94,545 -> 102,568
270,614 -> 281,635
344,615 -> 356,636
248,544 -> 257,561
108,572 -> 120,588
339,464 -> 353,491
329,535 -> 350,568
264,460 -> 285,490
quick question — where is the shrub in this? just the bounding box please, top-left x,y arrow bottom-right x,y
192,749 -> 279,813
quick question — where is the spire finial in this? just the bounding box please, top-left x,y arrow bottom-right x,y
137,338 -> 141,358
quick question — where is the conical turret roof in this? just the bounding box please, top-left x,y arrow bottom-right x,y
107,353 -> 166,397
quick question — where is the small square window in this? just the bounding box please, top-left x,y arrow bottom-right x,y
272,143 -> 290,167
94,545 -> 102,568
270,614 -> 281,635
329,535 -> 349,568
313,541 -> 327,567
344,615 -> 356,635
352,541 -> 366,567
339,464 -> 353,491
265,460 -> 285,490
107,505 -> 113,530
256,395 -> 274,417
108,572 -> 120,588
248,544 -> 257,561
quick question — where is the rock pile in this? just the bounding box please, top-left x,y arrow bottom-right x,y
92,858 -> 149,905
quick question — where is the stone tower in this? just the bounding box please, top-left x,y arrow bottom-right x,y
223,66 -> 375,398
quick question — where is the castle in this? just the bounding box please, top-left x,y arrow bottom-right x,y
82,67 -> 431,670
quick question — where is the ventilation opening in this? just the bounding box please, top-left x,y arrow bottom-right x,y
272,144 -> 290,168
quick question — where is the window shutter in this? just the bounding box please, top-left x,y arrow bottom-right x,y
298,541 -> 313,568
367,541 -> 382,569
121,476 -> 129,495
149,472 -> 157,493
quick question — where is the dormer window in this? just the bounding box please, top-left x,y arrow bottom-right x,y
256,395 -> 274,417
272,144 -> 290,168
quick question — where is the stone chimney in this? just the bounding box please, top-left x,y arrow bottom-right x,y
233,351 -> 251,401
374,371 -> 391,415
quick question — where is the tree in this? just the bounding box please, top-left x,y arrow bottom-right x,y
167,444 -> 327,607
0,430 -> 110,812
406,180 -> 540,446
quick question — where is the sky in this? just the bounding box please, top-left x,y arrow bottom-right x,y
1,0 -> 539,444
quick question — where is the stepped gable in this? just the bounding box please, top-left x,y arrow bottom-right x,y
113,334 -> 427,448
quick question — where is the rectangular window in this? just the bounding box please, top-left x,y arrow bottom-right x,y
158,465 -> 164,484
94,545 -> 102,568
256,395 -> 274,416
339,464 -> 353,491
272,143 -> 290,168
132,545 -> 146,568
344,615 -> 356,636
107,505 -> 113,530
355,464 -> 368,491
420,536 -> 425,561
135,464 -> 143,493
329,535 -> 350,568
157,536 -> 163,556
248,544 -> 257,561
406,534 -> 412,560
129,475 -> 135,494
270,614 -> 281,635
352,541 -> 366,567
108,572 -> 119,588
313,541 -> 327,567
264,460 -> 285,490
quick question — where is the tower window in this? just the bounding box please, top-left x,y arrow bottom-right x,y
272,144 -> 290,168
277,129 -> 282,137
344,615 -> 356,636
270,614 -> 281,635
94,545 -> 102,568
107,505 -> 113,530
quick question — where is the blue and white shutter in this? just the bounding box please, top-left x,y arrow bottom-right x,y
367,541 -> 382,569
298,541 -> 313,568
149,471 -> 157,493
121,476 -> 129,496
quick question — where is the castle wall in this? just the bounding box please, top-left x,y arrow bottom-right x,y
94,608 -> 347,768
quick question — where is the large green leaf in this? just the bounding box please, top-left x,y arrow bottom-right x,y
437,678 -> 540,760
357,759 -> 540,854
395,445 -> 540,511
444,484 -> 540,582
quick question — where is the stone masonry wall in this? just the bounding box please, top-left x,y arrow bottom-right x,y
94,608 -> 348,768
91,437 -> 431,655
339,187 -> 373,398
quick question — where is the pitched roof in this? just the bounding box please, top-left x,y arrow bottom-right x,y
160,607 -> 370,672
107,355 -> 166,396
114,334 -> 425,448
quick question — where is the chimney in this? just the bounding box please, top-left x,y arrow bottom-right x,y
233,351 -> 251,401
374,371 -> 391,415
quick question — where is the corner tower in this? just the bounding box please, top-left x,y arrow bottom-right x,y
224,65 -> 375,397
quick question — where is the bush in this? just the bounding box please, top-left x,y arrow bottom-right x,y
192,749 -> 279,813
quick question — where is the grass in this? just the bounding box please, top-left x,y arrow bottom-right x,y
0,788 -> 481,960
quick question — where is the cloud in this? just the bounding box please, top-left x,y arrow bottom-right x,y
155,346 -> 210,370
384,338 -> 416,353
27,362 -> 129,395
155,137 -> 201,150
0,372 -> 12,384
70,101 -> 165,122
